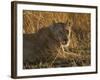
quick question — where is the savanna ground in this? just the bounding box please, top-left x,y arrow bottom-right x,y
23,10 -> 91,69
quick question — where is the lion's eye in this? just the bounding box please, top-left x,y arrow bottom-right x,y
66,30 -> 69,34
60,31 -> 63,34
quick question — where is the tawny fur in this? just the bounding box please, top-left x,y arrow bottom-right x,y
23,22 -> 71,67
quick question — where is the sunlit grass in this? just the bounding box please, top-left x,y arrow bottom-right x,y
23,10 -> 91,69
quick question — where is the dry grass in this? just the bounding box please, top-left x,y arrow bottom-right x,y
23,10 -> 91,69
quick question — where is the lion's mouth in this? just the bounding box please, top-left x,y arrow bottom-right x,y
62,41 -> 67,45
62,39 -> 68,45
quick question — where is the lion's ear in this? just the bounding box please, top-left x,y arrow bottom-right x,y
65,19 -> 73,28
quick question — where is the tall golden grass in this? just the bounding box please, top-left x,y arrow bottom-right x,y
23,10 -> 91,68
